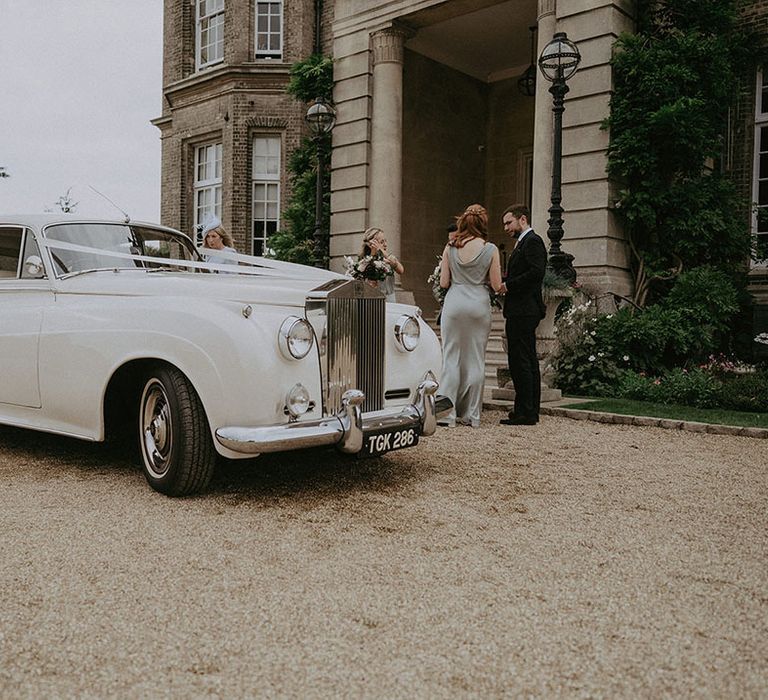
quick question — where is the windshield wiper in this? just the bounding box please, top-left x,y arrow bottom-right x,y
60,267 -> 131,279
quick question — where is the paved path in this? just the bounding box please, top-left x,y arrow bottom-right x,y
0,414 -> 765,697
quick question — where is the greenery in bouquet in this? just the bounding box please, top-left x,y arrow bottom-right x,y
344,252 -> 394,282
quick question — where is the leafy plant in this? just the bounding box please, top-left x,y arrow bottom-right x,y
552,296 -> 623,395
717,370 -> 768,412
616,367 -> 721,408
605,0 -> 761,308
268,54 -> 334,265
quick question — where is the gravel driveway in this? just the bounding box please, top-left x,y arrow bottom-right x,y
1,413 -> 765,697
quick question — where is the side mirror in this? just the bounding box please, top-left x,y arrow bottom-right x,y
23,255 -> 45,279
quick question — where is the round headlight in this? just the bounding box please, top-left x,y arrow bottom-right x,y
279,316 -> 314,360
286,383 -> 311,417
394,314 -> 420,352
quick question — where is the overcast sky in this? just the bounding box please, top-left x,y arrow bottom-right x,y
0,0 -> 163,221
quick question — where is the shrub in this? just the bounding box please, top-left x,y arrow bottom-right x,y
717,371 -> 768,412
552,297 -> 623,395
616,368 -> 722,408
661,266 -> 739,336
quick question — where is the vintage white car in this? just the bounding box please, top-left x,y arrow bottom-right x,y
0,215 -> 450,496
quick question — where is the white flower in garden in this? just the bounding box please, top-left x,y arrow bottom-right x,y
607,314 -> 613,319
755,332 -> 768,345
598,352 -> 604,357
623,355 -> 630,361
588,355 -> 596,362
590,330 -> 596,336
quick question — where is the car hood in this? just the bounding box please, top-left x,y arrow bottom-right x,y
54,264 -> 346,308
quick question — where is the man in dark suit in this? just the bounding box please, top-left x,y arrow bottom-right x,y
499,204 -> 547,426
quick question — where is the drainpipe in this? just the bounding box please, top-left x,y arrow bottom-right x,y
315,0 -> 323,54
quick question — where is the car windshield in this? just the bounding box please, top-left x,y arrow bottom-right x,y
44,222 -> 200,276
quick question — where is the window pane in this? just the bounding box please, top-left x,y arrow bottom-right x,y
760,154 -> 768,179
0,227 -> 22,277
759,180 -> 768,204
758,208 -> 768,234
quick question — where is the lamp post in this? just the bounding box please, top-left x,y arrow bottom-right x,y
538,32 -> 581,282
305,96 -> 336,267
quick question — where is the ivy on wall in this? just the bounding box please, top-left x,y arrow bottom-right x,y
605,0 -> 763,308
268,54 -> 334,264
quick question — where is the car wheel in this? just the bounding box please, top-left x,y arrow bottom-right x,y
139,365 -> 215,496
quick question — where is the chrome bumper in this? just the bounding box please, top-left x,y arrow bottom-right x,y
215,380 -> 453,456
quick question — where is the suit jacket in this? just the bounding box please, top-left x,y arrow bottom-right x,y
503,230 -> 547,319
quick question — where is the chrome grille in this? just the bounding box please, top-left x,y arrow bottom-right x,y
306,279 -> 385,415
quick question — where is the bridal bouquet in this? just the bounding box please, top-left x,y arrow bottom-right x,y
344,252 -> 394,282
427,256 -> 447,305
427,254 -> 502,309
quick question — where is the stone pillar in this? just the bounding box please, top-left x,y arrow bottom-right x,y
531,0 -> 556,232
369,26 -> 409,272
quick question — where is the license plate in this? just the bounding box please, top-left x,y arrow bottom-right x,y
363,426 -> 419,457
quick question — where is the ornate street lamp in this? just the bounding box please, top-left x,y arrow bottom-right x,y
538,32 -> 581,282
517,26 -> 537,97
305,96 -> 336,267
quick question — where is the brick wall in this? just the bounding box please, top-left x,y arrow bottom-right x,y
733,1 -> 768,332
157,0 -> 335,251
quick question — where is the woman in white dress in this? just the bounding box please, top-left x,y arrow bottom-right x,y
202,219 -> 237,268
439,204 -> 503,427
360,227 -> 404,302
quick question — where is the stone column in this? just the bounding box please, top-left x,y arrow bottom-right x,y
369,26 -> 409,272
531,0 -> 556,232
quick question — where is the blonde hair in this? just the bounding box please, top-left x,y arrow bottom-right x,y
203,225 -> 234,249
360,227 -> 384,257
451,204 -> 488,248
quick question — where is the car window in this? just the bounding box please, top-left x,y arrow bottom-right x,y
20,232 -> 47,279
44,223 -> 199,276
0,227 -> 23,279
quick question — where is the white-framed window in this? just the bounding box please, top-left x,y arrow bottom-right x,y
251,136 -> 281,255
194,143 -> 222,245
197,0 -> 225,70
752,68 -> 768,266
255,1 -> 283,59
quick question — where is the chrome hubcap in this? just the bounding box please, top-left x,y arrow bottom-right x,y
141,380 -> 173,478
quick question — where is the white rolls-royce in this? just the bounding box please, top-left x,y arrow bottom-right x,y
0,215 -> 450,496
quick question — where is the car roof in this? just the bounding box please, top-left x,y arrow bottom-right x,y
0,214 -> 182,235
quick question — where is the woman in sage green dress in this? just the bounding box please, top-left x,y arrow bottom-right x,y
439,204 -> 503,427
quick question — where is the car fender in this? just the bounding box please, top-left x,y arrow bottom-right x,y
38,294 -> 323,441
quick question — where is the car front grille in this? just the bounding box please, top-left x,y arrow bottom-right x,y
306,279 -> 385,415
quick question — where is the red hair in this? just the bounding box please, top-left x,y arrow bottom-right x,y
451,204 -> 488,248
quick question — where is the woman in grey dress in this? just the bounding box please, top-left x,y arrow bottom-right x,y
361,227 -> 404,302
439,204 -> 503,427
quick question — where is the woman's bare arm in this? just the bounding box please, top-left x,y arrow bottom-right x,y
489,247 -> 503,293
440,245 -> 451,289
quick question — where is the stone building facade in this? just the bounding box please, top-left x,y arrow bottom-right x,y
155,0 -> 767,331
